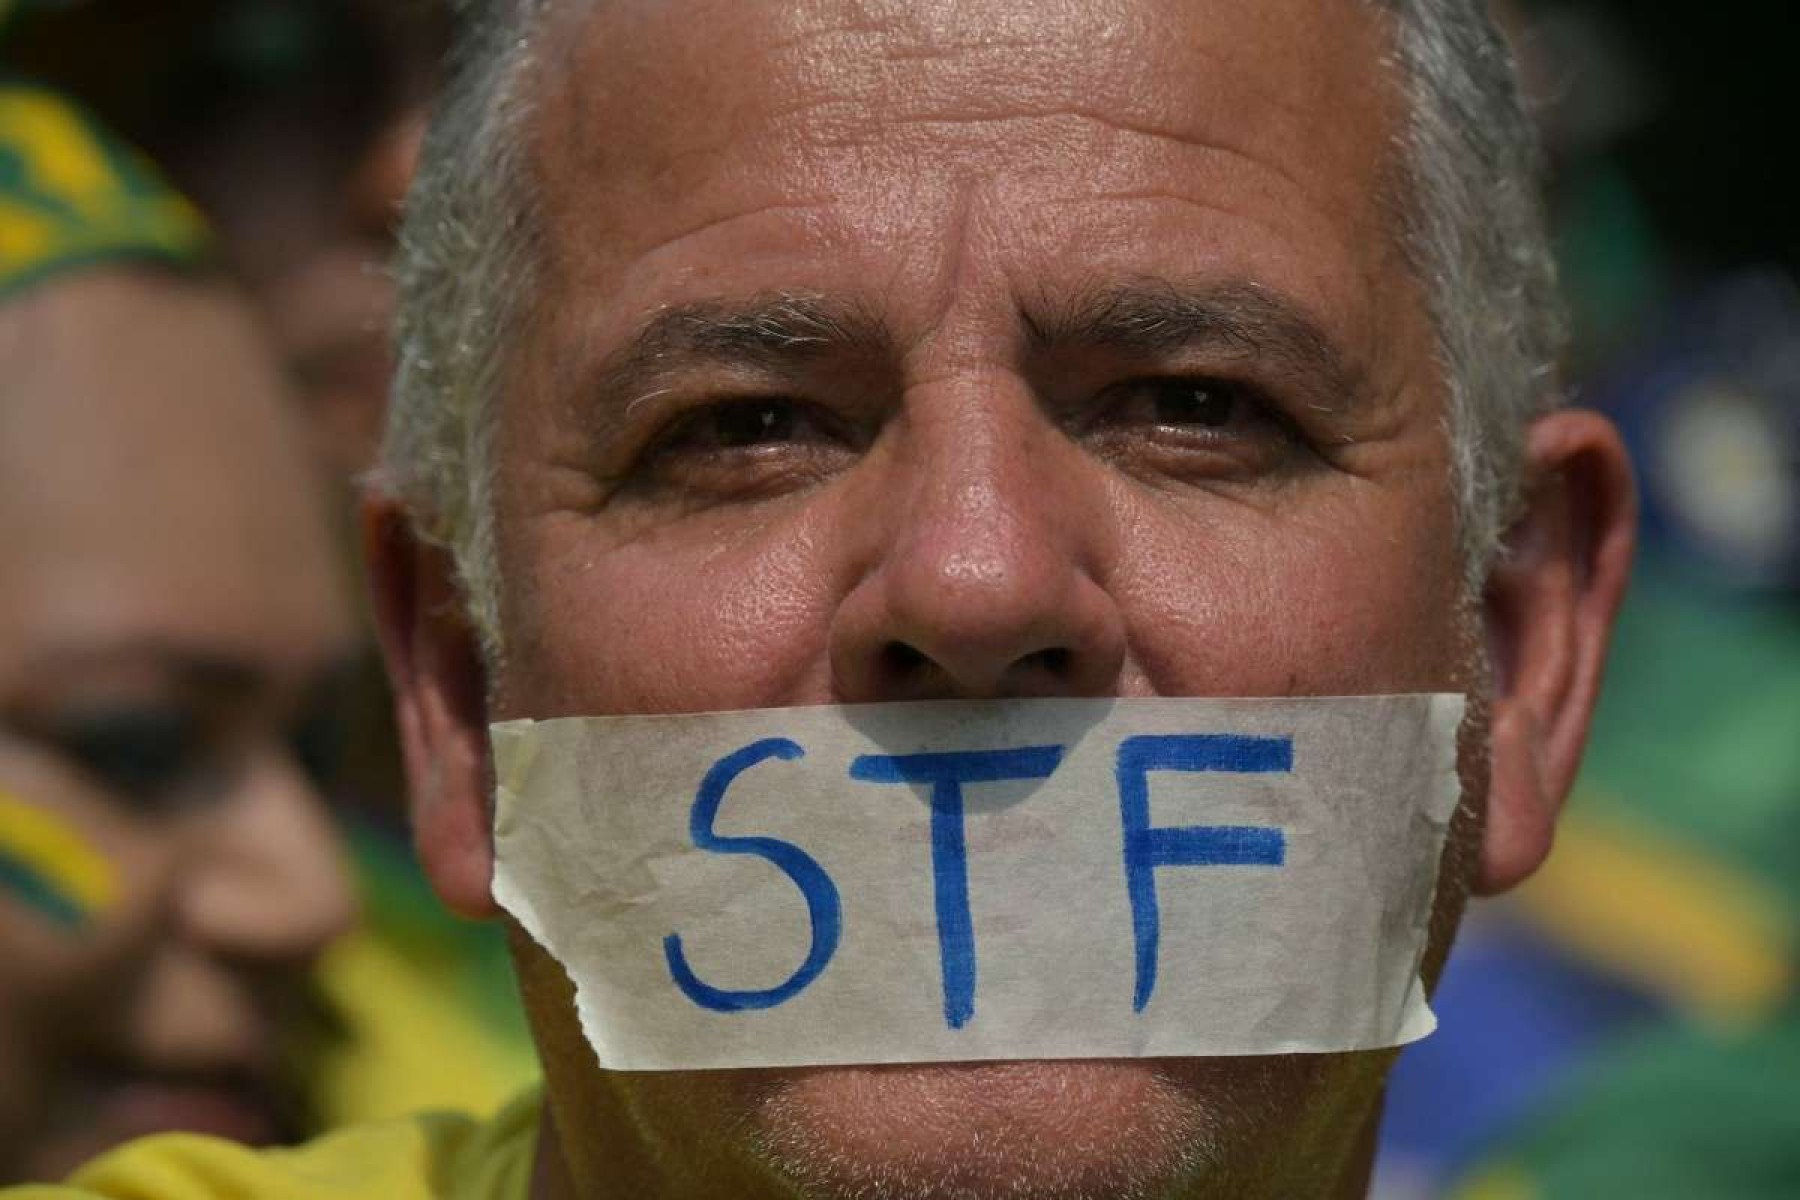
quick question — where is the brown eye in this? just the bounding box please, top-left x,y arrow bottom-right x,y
1094,376 -> 1255,434
708,400 -> 799,447
1081,373 -> 1305,485
622,395 -> 857,505
1148,379 -> 1236,428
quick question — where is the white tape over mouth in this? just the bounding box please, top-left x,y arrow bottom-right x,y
491,694 -> 1464,1071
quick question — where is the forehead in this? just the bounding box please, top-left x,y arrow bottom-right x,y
543,0 -> 1393,154
522,0 -> 1416,382
0,273 -> 350,679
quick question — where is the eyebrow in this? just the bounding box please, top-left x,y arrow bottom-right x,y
11,642 -> 363,709
38,645 -> 259,691
583,280 -> 1364,416
591,292 -> 891,413
1020,280 -> 1365,408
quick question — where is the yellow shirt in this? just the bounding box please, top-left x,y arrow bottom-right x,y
5,1089 -> 538,1200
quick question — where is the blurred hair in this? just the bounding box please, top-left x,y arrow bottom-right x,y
382,0 -> 1563,662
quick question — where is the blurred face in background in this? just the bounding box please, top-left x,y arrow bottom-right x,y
159,0 -> 437,484
3,0 -> 442,483
0,270 -> 358,1181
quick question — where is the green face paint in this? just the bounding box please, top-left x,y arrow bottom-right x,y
0,791 -> 119,930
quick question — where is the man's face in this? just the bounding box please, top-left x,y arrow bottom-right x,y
486,0 -> 1474,1194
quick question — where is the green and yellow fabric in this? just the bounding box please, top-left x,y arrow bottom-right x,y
1449,548 -> 1800,1198
1454,1002 -> 1800,1200
305,823 -> 540,1128
0,79 -> 210,299
1515,550 -> 1800,1027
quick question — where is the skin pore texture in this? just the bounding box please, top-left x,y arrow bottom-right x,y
366,0 -> 1636,1196
0,271 -> 358,1181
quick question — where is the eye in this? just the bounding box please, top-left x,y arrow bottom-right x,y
1083,374 -> 1305,483
42,707 -> 213,807
623,395 -> 857,504
1149,379 -> 1235,427
287,702 -> 347,795
682,399 -> 804,449
1104,376 -> 1251,431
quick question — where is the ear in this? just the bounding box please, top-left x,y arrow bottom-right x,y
362,493 -> 498,918
1477,410 -> 1636,894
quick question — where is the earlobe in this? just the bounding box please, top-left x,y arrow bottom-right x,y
362,494 -> 500,918
1477,410 -> 1636,895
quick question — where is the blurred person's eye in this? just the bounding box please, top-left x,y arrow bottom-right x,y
286,701 -> 348,796
39,706 -> 216,808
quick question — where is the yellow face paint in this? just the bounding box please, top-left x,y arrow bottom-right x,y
0,790 -> 119,930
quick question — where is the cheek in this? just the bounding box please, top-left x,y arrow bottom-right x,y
499,504 -> 845,716
1115,484 -> 1467,697
0,789 -> 127,967
0,787 -> 172,1059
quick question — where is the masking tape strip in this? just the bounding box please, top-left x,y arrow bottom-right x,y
492,694 -> 1464,1071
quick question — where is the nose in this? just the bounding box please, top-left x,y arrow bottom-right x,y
176,749 -> 357,969
830,380 -> 1126,701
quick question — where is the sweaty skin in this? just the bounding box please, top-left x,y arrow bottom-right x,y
369,0 -> 1635,1197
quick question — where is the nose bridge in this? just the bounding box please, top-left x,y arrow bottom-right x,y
893,373 -> 1062,608
177,752 -> 357,967
831,364 -> 1125,699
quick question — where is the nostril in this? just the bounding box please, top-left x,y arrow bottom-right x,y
882,641 -> 930,676
880,641 -> 1074,684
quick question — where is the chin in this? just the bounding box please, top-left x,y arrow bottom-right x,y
736,1055 -> 1365,1200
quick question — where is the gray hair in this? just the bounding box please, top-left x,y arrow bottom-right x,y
384,0 -> 546,655
383,0 -> 1563,659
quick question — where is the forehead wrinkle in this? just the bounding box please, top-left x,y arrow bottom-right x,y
531,0 -> 1407,288
786,4 -> 1388,164
636,200 -> 840,268
767,23 -> 1332,170
547,0 -> 1392,182
815,105 -> 1327,224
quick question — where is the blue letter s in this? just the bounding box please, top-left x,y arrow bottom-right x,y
665,738 -> 842,1012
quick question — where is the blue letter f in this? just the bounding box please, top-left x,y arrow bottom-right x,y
1117,734 -> 1290,1013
